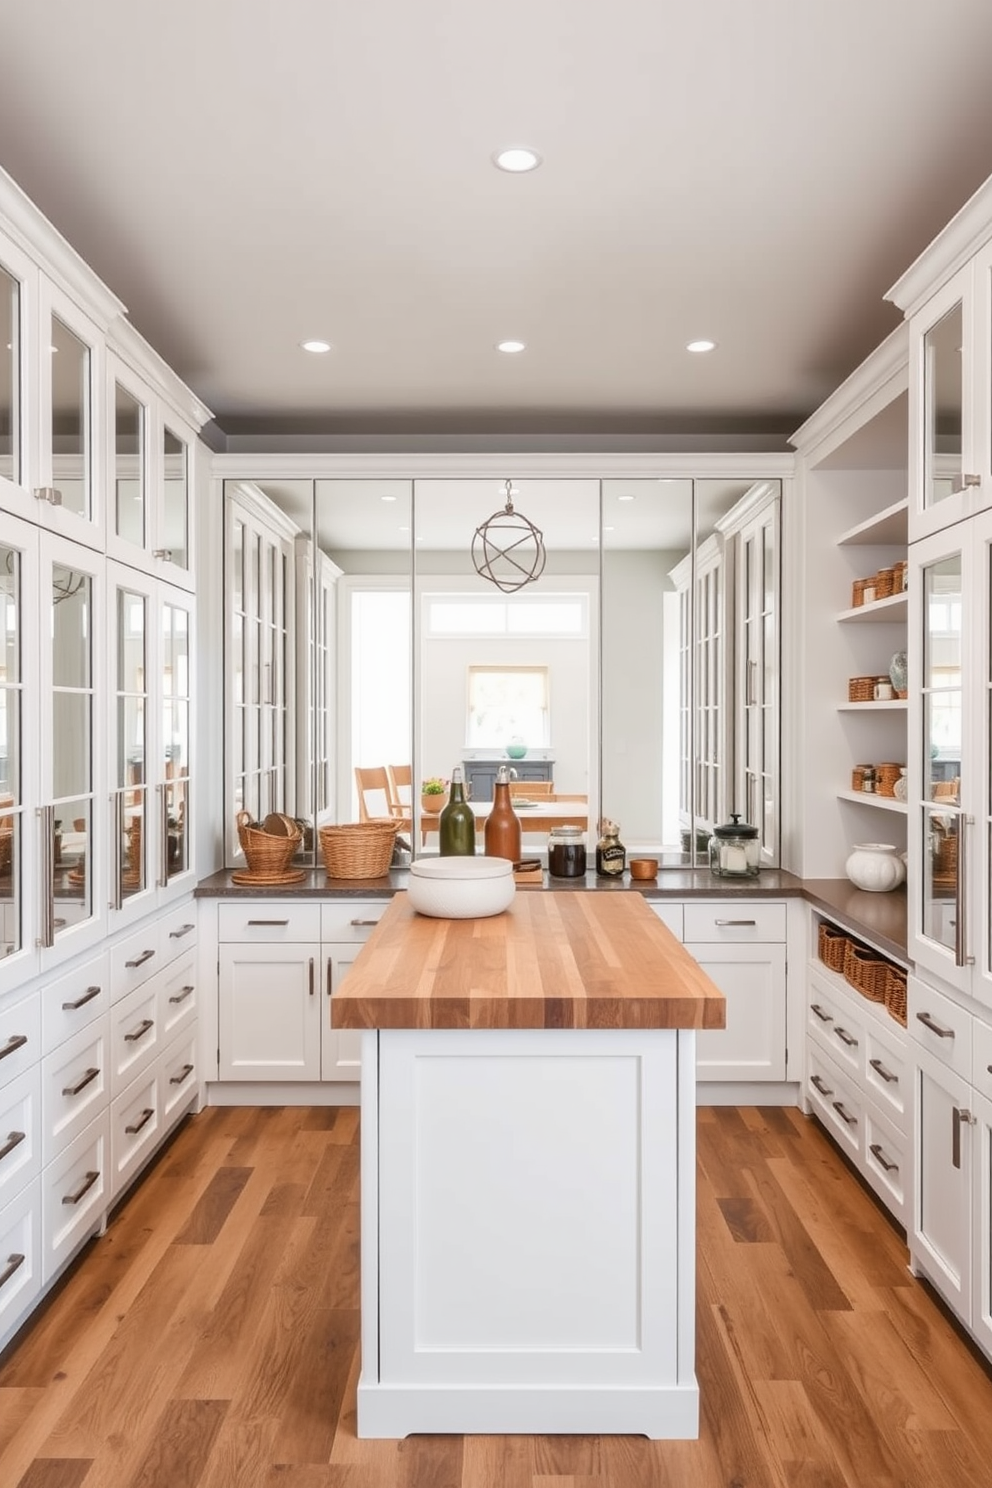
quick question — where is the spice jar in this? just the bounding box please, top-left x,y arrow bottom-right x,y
708,813 -> 760,878
548,825 -> 586,878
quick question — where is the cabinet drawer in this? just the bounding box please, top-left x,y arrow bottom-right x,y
865,1022 -> 907,1124
683,902 -> 786,942
320,900 -> 388,942
110,981 -> 160,1097
909,975 -> 972,1080
647,902 -> 683,941
42,1111 -> 109,1282
808,984 -> 864,1078
41,953 -> 109,1054
864,1103 -> 908,1226
160,1030 -> 198,1126
157,905 -> 197,964
807,1045 -> 862,1160
158,952 -> 197,1043
110,1071 -> 160,1199
0,1065 -> 41,1209
972,1016 -> 992,1102
42,1018 -> 110,1164
110,922 -> 163,1002
0,991 -> 40,1092
218,902 -> 321,942
0,1179 -> 42,1339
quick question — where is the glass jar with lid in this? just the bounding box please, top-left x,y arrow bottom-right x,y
548,825 -> 586,878
708,813 -> 760,878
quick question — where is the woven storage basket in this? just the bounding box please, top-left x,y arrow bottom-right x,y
236,810 -> 301,876
875,763 -> 902,798
874,566 -> 897,599
319,821 -> 396,879
851,765 -> 873,792
843,940 -> 888,1003
852,577 -> 872,607
884,964 -> 908,1026
933,828 -> 959,890
0,827 -> 11,876
848,676 -> 876,702
817,921 -> 849,974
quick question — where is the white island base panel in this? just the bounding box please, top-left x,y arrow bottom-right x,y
357,1026 -> 699,1439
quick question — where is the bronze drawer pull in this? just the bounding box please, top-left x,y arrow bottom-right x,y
61,1170 -> 99,1206
62,985 -> 101,1011
349,918 -> 380,927
833,1027 -> 858,1048
810,1004 -> 832,1023
832,1101 -> 857,1127
0,1253 -> 25,1289
168,985 -> 195,1005
0,1034 -> 28,1061
62,1067 -> 99,1097
125,949 -> 155,969
247,918 -> 289,926
953,1106 -> 976,1169
125,1108 -> 155,1136
0,1131 -> 26,1163
713,919 -> 757,927
869,1142 -> 898,1173
917,1011 -> 954,1039
169,1063 -> 194,1085
810,1074 -> 832,1097
869,1057 -> 898,1084
168,923 -> 195,939
124,1018 -> 154,1044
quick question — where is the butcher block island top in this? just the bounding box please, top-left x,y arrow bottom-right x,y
333,888 -> 726,1031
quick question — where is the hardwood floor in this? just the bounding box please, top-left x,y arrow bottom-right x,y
3,1102 -> 992,1487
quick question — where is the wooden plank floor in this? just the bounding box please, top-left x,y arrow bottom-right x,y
3,1103 -> 992,1487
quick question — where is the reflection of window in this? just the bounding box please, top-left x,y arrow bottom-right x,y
427,592 -> 587,638
467,665 -> 550,748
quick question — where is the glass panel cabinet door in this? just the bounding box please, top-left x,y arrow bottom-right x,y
0,261 -> 21,491
919,554 -> 963,957
161,592 -> 192,886
113,381 -> 146,549
160,425 -> 189,574
923,301 -> 963,515
0,538 -> 24,962
114,583 -> 148,907
49,315 -> 91,521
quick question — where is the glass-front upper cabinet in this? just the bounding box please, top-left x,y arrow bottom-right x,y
32,279 -> 106,546
105,353 -> 195,588
909,519 -> 992,1007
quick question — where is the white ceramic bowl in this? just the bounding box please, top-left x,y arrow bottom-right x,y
407,855 -> 516,918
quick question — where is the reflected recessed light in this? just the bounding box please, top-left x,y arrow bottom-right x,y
399,524 -> 410,532
603,525 -> 615,532
497,340 -> 526,354
301,339 -> 332,354
493,147 -> 542,173
381,494 -> 396,502
618,494 -> 635,502
686,339 -> 716,354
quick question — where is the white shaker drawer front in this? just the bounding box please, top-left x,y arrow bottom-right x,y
863,1104 -> 908,1228
42,1111 -> 110,1282
807,1045 -> 862,1161
972,1017 -> 992,1102
157,905 -> 197,966
110,1071 -> 160,1199
0,1179 -> 42,1338
806,976 -> 864,1077
0,992 -> 40,1092
218,902 -> 321,942
909,975 -> 972,1080
864,1023 -> 908,1124
683,902 -> 787,943
0,1065 -> 41,1209
158,952 -> 197,1043
41,953 -> 109,1054
110,981 -> 160,1097
320,900 -> 388,942
110,922 -> 162,1003
42,1018 -> 110,1164
160,1030 -> 198,1126
647,902 -> 684,941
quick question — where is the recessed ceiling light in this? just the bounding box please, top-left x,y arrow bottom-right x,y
301,339 -> 332,354
399,524 -> 410,532
618,494 -> 635,502
381,494 -> 396,502
686,339 -> 716,354
497,340 -> 526,354
603,525 -> 615,532
493,148 -> 541,173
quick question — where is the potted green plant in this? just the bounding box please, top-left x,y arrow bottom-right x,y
421,776 -> 449,813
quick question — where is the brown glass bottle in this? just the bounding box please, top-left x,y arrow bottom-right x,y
484,764 -> 521,862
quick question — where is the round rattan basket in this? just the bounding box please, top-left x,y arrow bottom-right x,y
319,821 -> 397,879
236,811 -> 302,876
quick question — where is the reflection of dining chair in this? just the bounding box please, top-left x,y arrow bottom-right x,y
386,764 -> 412,816
355,767 -> 412,834
508,780 -> 554,797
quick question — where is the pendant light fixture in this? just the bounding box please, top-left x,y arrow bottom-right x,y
471,480 -> 547,593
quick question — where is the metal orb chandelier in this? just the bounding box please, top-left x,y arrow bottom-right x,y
471,480 -> 547,593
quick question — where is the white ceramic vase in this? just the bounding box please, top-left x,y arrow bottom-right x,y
845,842 -> 906,893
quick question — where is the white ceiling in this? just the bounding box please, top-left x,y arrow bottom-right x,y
3,1 -> 992,444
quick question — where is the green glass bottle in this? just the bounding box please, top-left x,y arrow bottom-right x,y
438,766 -> 476,856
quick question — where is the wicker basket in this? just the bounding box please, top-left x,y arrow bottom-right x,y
848,676 -> 876,702
0,827 -> 11,876
236,810 -> 302,876
843,940 -> 888,1003
874,566 -> 897,599
852,765 -> 874,792
817,921 -> 849,974
875,763 -> 903,798
884,964 -> 908,1026
932,827 -> 959,890
319,821 -> 397,879
852,577 -> 874,608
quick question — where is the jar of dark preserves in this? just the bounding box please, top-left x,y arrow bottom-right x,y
548,825 -> 586,878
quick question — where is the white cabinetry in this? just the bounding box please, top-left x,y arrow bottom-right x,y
211,897 -> 388,1094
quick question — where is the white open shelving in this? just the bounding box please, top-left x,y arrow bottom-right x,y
836,789 -> 908,813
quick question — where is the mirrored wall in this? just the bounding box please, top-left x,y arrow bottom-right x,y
222,472 -> 781,869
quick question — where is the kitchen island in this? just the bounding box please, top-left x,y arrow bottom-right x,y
333,889 -> 726,1439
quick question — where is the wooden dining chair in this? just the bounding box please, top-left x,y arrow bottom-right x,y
386,764 -> 412,816
508,780 -> 555,797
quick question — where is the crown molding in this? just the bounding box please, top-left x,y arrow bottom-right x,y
110,317 -> 213,431
886,174 -> 992,317
789,324 -> 908,463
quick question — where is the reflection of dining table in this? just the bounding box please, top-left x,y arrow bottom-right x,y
419,801 -> 588,841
